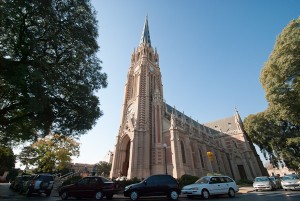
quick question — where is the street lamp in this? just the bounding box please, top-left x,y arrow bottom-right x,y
163,143 -> 167,174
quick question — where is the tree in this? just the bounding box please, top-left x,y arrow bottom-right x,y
0,0 -> 107,145
18,134 -> 80,173
96,161 -> 111,177
244,17 -> 300,172
0,146 -> 15,175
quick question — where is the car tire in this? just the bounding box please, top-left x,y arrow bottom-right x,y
169,190 -> 179,200
228,188 -> 235,197
95,191 -> 103,200
61,191 -> 69,200
201,189 -> 209,199
130,190 -> 139,201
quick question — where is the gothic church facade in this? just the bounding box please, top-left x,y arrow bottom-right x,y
110,18 -> 267,180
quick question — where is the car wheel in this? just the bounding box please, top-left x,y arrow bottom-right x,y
201,189 -> 209,199
169,190 -> 179,200
95,191 -> 103,200
61,191 -> 69,200
130,190 -> 139,201
228,188 -> 235,197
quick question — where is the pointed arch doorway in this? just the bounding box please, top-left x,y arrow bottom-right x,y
120,135 -> 131,177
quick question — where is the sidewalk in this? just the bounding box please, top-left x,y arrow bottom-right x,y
238,186 -> 255,194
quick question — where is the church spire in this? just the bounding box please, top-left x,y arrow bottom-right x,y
140,16 -> 151,46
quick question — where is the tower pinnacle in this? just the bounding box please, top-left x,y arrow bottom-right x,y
140,16 -> 151,46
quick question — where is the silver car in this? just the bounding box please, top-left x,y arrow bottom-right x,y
281,174 -> 300,191
253,176 -> 276,191
182,175 -> 239,199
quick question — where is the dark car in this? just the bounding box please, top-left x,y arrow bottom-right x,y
59,176 -> 116,200
124,174 -> 181,201
22,174 -> 54,196
10,175 -> 32,192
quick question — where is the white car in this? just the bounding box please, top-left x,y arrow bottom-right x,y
253,176 -> 276,191
281,174 -> 300,191
181,175 -> 239,199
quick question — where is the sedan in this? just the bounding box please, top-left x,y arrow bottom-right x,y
58,176 -> 116,200
253,176 -> 276,191
281,174 -> 300,191
181,175 -> 239,199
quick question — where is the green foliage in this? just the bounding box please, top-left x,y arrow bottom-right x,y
96,161 -> 111,177
0,146 -> 15,176
0,0 -> 107,145
244,17 -> 300,172
113,177 -> 141,192
61,175 -> 81,186
236,179 -> 253,186
18,134 -> 80,173
178,174 -> 199,188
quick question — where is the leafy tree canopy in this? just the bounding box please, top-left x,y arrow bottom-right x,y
244,17 -> 300,172
18,134 -> 80,173
0,0 -> 107,145
96,161 -> 111,178
0,146 -> 15,175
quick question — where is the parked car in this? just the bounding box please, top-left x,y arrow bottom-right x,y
22,174 -> 54,196
253,176 -> 276,191
269,176 -> 281,189
58,176 -> 116,200
10,175 -> 32,192
281,174 -> 300,191
124,174 -> 181,201
181,175 -> 238,199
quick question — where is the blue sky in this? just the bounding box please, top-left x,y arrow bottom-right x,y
73,0 -> 300,165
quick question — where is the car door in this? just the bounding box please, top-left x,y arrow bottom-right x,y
72,177 -> 90,198
208,177 -> 222,195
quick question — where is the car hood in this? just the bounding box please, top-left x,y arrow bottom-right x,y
282,180 -> 300,184
253,181 -> 270,186
182,183 -> 201,190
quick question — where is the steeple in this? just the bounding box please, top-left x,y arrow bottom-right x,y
140,16 -> 151,46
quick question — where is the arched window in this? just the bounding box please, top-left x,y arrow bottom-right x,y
199,149 -> 205,168
180,141 -> 186,164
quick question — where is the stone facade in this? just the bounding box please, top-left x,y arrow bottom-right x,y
110,17 -> 268,180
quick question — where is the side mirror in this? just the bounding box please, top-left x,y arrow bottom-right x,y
143,180 -> 147,185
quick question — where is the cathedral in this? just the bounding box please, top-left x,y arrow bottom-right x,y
110,17 -> 267,180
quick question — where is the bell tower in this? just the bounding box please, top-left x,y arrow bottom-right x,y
110,17 -> 165,179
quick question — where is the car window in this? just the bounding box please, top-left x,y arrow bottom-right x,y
223,177 -> 233,183
209,177 -> 221,184
146,176 -> 158,184
255,177 -> 268,182
89,178 -> 98,184
282,175 -> 300,180
195,176 -> 209,184
78,178 -> 89,185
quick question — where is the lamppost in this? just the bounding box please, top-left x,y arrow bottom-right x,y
163,143 -> 168,174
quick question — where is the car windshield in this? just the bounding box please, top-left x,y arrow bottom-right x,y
269,177 -> 275,181
255,177 -> 269,182
195,176 -> 210,184
282,175 -> 300,180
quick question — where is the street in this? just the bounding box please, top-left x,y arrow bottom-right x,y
1,183 -> 300,201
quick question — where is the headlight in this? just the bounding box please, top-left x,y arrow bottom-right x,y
124,186 -> 131,191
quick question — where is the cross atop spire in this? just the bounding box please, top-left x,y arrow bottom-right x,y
140,16 -> 151,46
